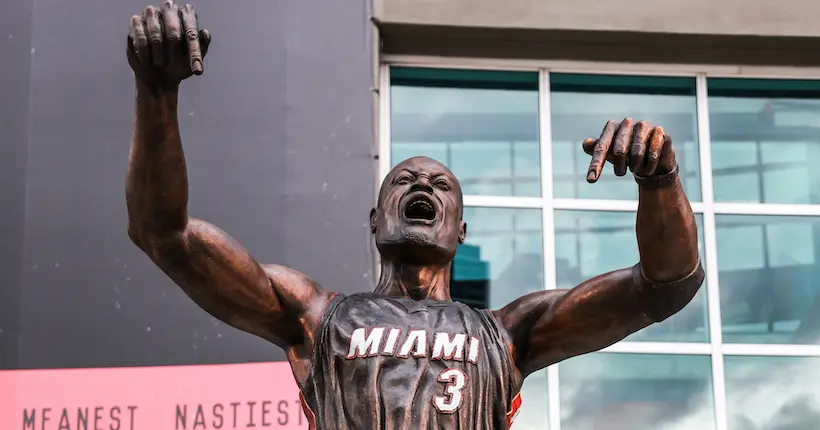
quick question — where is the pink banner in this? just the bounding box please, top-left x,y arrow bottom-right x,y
0,362 -> 307,430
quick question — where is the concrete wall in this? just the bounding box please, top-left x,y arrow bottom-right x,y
374,0 -> 820,67
0,0 -> 375,370
375,0 -> 820,38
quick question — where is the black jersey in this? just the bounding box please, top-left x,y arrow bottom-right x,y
298,293 -> 524,430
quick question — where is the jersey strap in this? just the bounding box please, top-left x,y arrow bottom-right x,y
299,391 -> 317,430
506,392 -> 522,428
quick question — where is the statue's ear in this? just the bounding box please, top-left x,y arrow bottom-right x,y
370,208 -> 378,234
459,221 -> 467,244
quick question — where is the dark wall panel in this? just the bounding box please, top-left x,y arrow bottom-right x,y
14,0 -> 375,369
280,0 -> 377,288
0,0 -> 33,370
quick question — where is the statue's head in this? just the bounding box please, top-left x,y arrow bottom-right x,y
371,157 -> 466,265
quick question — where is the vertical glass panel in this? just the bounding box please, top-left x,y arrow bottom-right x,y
511,370 -> 549,429
708,78 -> 820,204
716,215 -> 820,344
725,356 -> 820,429
560,353 -> 715,430
554,210 -> 708,342
390,67 -> 541,197
453,208 -> 543,309
551,74 -> 701,201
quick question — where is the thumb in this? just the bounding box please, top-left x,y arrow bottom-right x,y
658,139 -> 676,173
200,29 -> 211,58
126,35 -> 141,72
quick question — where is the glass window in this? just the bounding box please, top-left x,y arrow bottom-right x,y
512,370 -> 549,429
453,208 -> 543,309
386,68 -> 820,430
716,215 -> 820,344
709,78 -> 820,204
725,356 -> 820,429
551,74 -> 701,201
390,67 -> 541,197
555,210 -> 708,342
560,353 -> 715,430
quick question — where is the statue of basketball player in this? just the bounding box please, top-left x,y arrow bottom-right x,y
126,3 -> 704,428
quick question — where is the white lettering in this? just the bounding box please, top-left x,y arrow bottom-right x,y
433,368 -> 468,413
382,329 -> 401,356
397,330 -> 427,358
432,333 -> 466,360
346,328 -> 385,358
467,337 -> 480,364
346,327 -> 481,364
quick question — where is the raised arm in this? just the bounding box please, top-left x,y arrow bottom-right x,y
496,119 -> 705,376
125,2 -> 331,351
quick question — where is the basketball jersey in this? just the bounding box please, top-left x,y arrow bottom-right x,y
298,293 -> 524,430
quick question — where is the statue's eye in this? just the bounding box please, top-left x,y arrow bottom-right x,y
396,176 -> 412,185
434,180 -> 450,191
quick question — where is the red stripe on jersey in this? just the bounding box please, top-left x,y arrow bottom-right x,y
506,392 -> 522,428
299,391 -> 317,430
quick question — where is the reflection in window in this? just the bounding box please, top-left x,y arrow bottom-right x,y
725,356 -> 820,430
551,74 -> 701,201
452,208 -> 543,309
554,210 -> 708,342
390,67 -> 541,197
512,370 -> 549,430
709,79 -> 820,204
717,215 -> 820,344
560,353 -> 715,430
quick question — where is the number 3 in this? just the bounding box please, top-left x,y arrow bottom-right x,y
433,368 -> 468,413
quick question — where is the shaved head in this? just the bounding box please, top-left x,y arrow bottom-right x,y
370,156 -> 467,265
378,157 -> 463,213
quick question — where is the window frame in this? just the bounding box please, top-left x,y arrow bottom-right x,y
378,57 -> 820,430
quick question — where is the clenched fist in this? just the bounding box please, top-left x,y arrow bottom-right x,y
127,1 -> 211,91
583,118 -> 677,183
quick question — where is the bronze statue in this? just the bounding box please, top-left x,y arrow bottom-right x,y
125,2 -> 704,428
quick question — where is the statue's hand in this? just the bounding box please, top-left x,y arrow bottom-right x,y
127,1 -> 211,92
582,118 -> 676,183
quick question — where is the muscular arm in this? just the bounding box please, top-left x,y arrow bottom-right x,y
126,82 -> 329,349
496,120 -> 704,376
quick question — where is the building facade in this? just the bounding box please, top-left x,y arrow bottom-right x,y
3,0 -> 820,429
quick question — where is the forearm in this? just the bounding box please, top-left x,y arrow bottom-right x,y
126,81 -> 189,239
635,169 -> 700,283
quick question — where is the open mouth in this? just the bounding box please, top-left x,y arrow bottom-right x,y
403,195 -> 437,222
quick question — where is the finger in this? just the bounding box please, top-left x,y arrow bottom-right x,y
658,134 -> 676,173
180,4 -> 203,74
143,6 -> 164,67
630,120 -> 651,172
126,35 -> 140,72
587,120 -> 618,183
611,117 -> 634,177
199,28 -> 211,58
583,138 -> 617,163
129,15 -> 150,65
161,1 -> 183,56
642,127 -> 666,176
583,138 -> 595,156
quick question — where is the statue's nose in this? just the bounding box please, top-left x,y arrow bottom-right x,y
411,175 -> 433,193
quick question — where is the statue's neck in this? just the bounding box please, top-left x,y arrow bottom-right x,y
374,259 -> 452,301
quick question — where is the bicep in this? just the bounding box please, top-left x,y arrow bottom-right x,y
139,218 -> 321,347
499,268 -> 652,376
